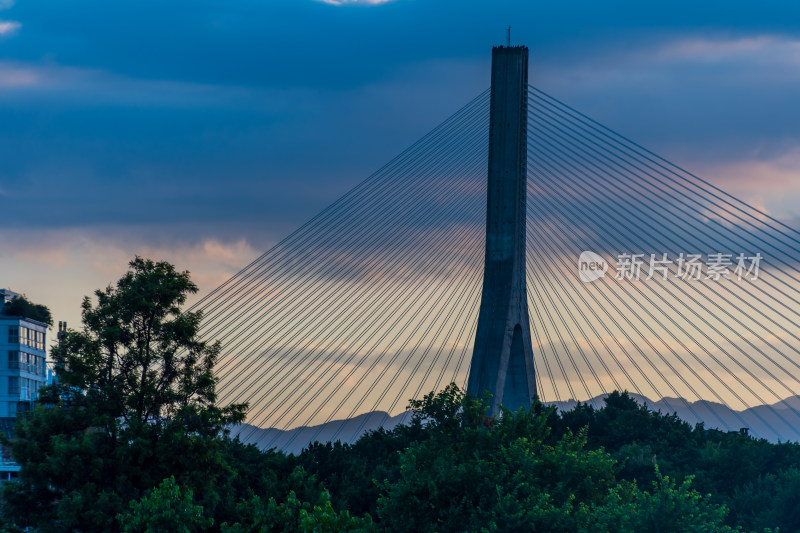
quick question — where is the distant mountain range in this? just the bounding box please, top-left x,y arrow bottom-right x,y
233,395 -> 800,454
232,410 -> 414,455
549,394 -> 800,444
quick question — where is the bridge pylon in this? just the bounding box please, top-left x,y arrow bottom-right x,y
467,45 -> 536,415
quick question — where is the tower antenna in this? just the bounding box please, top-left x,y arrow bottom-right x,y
507,26 -> 511,46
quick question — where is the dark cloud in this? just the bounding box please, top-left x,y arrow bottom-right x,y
7,0 -> 800,87
2,0 -> 800,250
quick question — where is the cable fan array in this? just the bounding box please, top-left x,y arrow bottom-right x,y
194,90 -> 490,451
527,87 -> 800,441
195,86 -> 800,451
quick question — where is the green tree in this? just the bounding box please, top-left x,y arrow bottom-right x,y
377,386 -> 747,533
729,466 -> 800,532
118,476 -> 213,533
378,386 -> 610,532
221,491 -> 374,533
579,466 -> 739,533
2,257 -> 246,532
1,293 -> 53,326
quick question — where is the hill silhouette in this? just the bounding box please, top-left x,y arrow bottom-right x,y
235,393 -> 800,452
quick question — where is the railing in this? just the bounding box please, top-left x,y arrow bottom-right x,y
6,385 -> 38,399
7,362 -> 46,376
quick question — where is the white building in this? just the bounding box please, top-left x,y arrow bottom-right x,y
0,289 -> 49,482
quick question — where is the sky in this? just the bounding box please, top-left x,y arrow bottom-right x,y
3,0 -> 800,337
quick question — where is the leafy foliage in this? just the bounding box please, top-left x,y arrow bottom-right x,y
376,387 -> 740,533
2,258 -> 247,531
729,466 -> 800,532
578,468 -> 738,533
221,491 -> 374,533
1,294 -> 53,326
119,477 -> 213,533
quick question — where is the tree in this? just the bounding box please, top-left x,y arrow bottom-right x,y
118,476 -> 213,533
378,386 -> 605,532
729,467 -> 800,532
578,466 -> 740,533
2,257 -> 246,532
377,386 -> 746,533
0,294 -> 52,326
221,490 -> 375,533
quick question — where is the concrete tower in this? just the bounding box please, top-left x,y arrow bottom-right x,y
467,46 -> 536,415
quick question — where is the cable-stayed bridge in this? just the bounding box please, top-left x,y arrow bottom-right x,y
193,47 -> 800,451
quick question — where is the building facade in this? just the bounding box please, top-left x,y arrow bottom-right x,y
0,289 -> 49,482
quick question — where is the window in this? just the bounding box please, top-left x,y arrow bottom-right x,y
7,351 -> 18,370
18,377 -> 41,400
16,326 -> 41,349
8,327 -> 18,344
8,376 -> 18,395
20,329 -> 46,351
